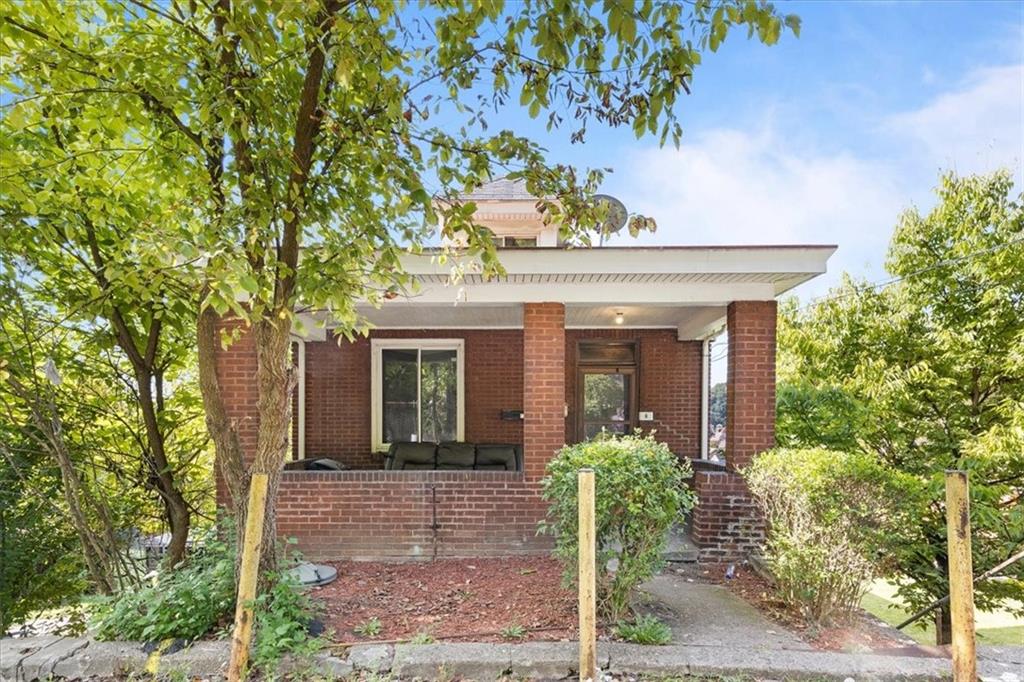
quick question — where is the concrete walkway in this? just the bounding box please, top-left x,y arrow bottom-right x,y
3,636 -> 1023,681
638,574 -> 812,651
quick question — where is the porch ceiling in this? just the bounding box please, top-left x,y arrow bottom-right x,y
295,245 -> 834,341
351,303 -> 726,334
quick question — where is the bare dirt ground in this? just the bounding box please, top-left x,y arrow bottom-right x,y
312,556 -> 939,656
314,557 -> 583,643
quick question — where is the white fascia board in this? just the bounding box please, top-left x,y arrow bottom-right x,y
388,280 -> 777,305
398,245 -> 836,277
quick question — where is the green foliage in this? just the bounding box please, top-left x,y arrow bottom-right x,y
1,0 -> 797,332
746,448 -> 918,626
93,527 -> 235,642
614,615 -> 673,645
776,170 -> 1024,634
250,569 -> 322,675
408,630 -> 436,645
0,440 -> 85,632
540,432 -> 695,620
499,624 -> 526,640
354,617 -> 383,638
709,382 -> 727,429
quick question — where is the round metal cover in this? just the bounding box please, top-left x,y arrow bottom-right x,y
287,562 -> 338,587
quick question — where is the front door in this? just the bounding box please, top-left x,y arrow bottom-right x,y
575,340 -> 639,442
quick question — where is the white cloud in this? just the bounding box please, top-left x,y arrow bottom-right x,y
883,64 -> 1023,184
612,125 -> 905,297
610,62 -> 1024,299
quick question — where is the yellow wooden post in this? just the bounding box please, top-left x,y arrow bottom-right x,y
945,470 -> 976,682
578,468 -> 597,682
227,473 -> 269,682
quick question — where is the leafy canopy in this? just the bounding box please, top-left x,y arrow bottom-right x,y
2,0 -> 800,331
777,170 -> 1024,623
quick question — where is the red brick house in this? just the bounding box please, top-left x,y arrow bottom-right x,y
215,181 -> 835,561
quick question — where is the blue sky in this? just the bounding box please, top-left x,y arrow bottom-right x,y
481,0 -> 1023,300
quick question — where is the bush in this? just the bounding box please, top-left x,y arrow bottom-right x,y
745,448 -> 916,626
93,526 -> 235,642
94,521 -> 320,674
539,432 -> 695,621
250,568 -> 321,675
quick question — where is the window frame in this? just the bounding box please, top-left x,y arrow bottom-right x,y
371,338 -> 465,452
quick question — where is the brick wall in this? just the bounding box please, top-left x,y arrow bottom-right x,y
691,470 -> 764,561
523,303 -> 566,481
277,471 -> 549,560
692,300 -> 776,559
295,329 -> 524,468
565,329 -> 702,458
725,300 -> 777,471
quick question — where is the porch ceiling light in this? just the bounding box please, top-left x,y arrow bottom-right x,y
614,311 -> 625,325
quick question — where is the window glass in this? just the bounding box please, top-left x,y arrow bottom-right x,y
420,349 -> 458,442
579,341 -> 636,365
583,372 -> 631,440
382,348 -> 418,443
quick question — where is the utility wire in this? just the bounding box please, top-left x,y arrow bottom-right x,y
796,235 -> 1024,314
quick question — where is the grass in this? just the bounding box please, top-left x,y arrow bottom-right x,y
861,580 -> 1024,646
500,624 -> 526,640
353,617 -> 383,638
614,615 -> 673,645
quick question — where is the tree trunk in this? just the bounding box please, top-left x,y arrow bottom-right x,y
935,604 -> 953,646
247,314 -> 295,576
133,365 -> 192,568
195,300 -> 293,578
196,299 -> 246,509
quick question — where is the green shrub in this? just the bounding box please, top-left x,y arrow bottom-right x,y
745,448 -> 916,626
93,526 -> 235,642
94,521 -> 321,674
250,569 -> 321,675
539,432 -> 695,621
614,615 -> 672,645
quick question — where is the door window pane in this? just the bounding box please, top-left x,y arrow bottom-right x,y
583,372 -> 631,440
382,349 -> 418,443
420,349 -> 458,442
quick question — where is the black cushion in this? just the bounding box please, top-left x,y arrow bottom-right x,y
474,445 -> 518,471
438,443 -> 476,468
389,442 -> 438,469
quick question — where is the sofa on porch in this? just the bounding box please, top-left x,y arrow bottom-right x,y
385,442 -> 523,471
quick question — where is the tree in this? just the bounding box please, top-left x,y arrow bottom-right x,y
3,0 -> 800,573
0,272 -> 214,603
777,171 -> 1024,644
0,87 -> 206,567
709,381 -> 727,428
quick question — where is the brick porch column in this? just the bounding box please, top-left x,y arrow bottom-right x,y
523,303 -> 566,481
725,300 -> 777,471
691,300 -> 775,560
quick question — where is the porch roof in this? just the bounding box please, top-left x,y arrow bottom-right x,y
301,245 -> 835,340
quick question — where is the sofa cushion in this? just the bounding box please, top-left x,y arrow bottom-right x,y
474,445 -> 518,471
390,442 -> 438,469
437,443 -> 476,468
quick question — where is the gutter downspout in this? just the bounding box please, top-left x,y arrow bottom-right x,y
700,338 -> 710,460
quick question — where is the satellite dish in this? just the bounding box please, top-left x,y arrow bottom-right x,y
593,194 -> 627,245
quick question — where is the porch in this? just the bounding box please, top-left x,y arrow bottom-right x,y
214,246 -> 834,561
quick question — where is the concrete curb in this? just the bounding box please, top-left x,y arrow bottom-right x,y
2,636 -> 1021,681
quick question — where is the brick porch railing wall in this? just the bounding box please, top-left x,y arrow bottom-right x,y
277,471 -> 548,560
691,300 -> 776,560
